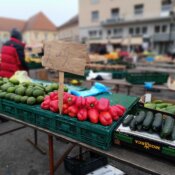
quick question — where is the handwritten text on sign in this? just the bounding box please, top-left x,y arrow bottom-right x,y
42,41 -> 87,76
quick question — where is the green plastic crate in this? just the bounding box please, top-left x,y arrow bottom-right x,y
0,93 -> 139,150
126,72 -> 169,84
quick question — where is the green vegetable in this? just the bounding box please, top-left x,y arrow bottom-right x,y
32,89 -> 45,97
152,113 -> 163,132
135,111 -> 146,124
171,125 -> 175,141
161,116 -> 174,138
144,103 -> 156,109
143,111 -> 154,130
123,115 -> 134,127
153,100 -> 163,104
27,97 -> 36,105
137,124 -> 143,131
130,118 -> 137,131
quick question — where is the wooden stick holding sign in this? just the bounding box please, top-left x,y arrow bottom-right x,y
42,41 -> 88,114
58,71 -> 64,114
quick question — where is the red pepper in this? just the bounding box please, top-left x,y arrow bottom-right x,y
88,108 -> 99,124
41,100 -> 50,110
62,103 -> 69,114
86,96 -> 98,109
76,96 -> 86,109
109,106 -> 120,121
99,111 -> 113,126
50,92 -> 58,101
77,108 -> 88,121
50,100 -> 59,113
97,98 -> 110,111
115,105 -> 126,113
64,94 -> 77,106
113,106 -> 124,117
44,95 -> 50,101
67,105 -> 78,117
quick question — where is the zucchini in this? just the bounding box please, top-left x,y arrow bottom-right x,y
161,116 -> 174,138
130,118 -> 137,131
152,113 -> 163,132
142,111 -> 154,130
123,115 -> 134,127
137,124 -> 142,131
135,111 -> 146,124
171,125 -> 175,141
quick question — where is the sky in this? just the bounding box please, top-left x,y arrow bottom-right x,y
0,0 -> 78,26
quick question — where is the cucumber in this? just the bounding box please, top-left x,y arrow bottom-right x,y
171,125 -> 175,141
153,100 -> 163,104
161,116 -> 174,138
135,111 -> 146,124
137,124 -> 143,131
130,118 -> 137,131
142,111 -> 154,130
123,115 -> 134,127
166,108 -> 175,115
144,103 -> 156,109
152,113 -> 163,132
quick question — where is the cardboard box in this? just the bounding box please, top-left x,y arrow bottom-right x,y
114,124 -> 175,161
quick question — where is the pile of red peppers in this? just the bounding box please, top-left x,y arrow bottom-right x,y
41,92 -> 126,126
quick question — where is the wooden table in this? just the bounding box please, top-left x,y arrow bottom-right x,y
0,113 -> 175,175
87,79 -> 175,95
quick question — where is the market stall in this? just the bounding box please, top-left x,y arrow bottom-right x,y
1,41 -> 175,175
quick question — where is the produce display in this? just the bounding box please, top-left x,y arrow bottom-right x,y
144,100 -> 175,115
0,77 -> 68,105
122,110 -> 175,141
41,92 -> 126,126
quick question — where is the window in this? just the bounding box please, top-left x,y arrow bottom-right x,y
45,33 -> 48,40
161,0 -> 172,12
99,30 -> 102,36
91,11 -> 99,21
91,0 -> 99,4
111,8 -> 119,19
89,30 -> 97,37
114,29 -> 118,35
142,27 -> 147,34
135,27 -> 140,35
108,30 -> 111,35
155,26 -> 160,33
162,25 -> 167,32
134,4 -> 144,15
129,28 -> 134,35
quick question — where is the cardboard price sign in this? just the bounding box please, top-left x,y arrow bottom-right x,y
42,41 -> 88,114
42,41 -> 87,76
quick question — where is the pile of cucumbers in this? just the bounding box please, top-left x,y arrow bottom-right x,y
123,110 -> 175,141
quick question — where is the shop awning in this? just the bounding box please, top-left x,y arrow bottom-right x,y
88,39 -> 108,44
122,37 -> 143,45
110,38 -> 122,44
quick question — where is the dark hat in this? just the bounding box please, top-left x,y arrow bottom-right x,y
11,28 -> 22,41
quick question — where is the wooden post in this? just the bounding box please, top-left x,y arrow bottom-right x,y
59,71 -> 64,114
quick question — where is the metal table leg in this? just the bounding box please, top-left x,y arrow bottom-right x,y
0,126 -> 26,136
48,135 -> 54,175
27,129 -> 46,155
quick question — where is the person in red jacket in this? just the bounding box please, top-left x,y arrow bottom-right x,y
0,28 -> 27,78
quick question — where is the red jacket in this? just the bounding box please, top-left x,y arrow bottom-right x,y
0,38 -> 26,78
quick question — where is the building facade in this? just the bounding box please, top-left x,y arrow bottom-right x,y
79,0 -> 175,54
0,12 -> 57,47
57,15 -> 79,42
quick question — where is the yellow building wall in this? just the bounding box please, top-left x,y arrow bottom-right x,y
0,31 -> 10,43
23,31 -> 57,45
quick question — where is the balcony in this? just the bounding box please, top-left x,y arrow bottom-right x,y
101,17 -> 125,27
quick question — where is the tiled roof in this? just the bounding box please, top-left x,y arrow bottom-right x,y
24,12 -> 56,31
0,17 -> 26,31
0,12 -> 56,32
58,15 -> 78,30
